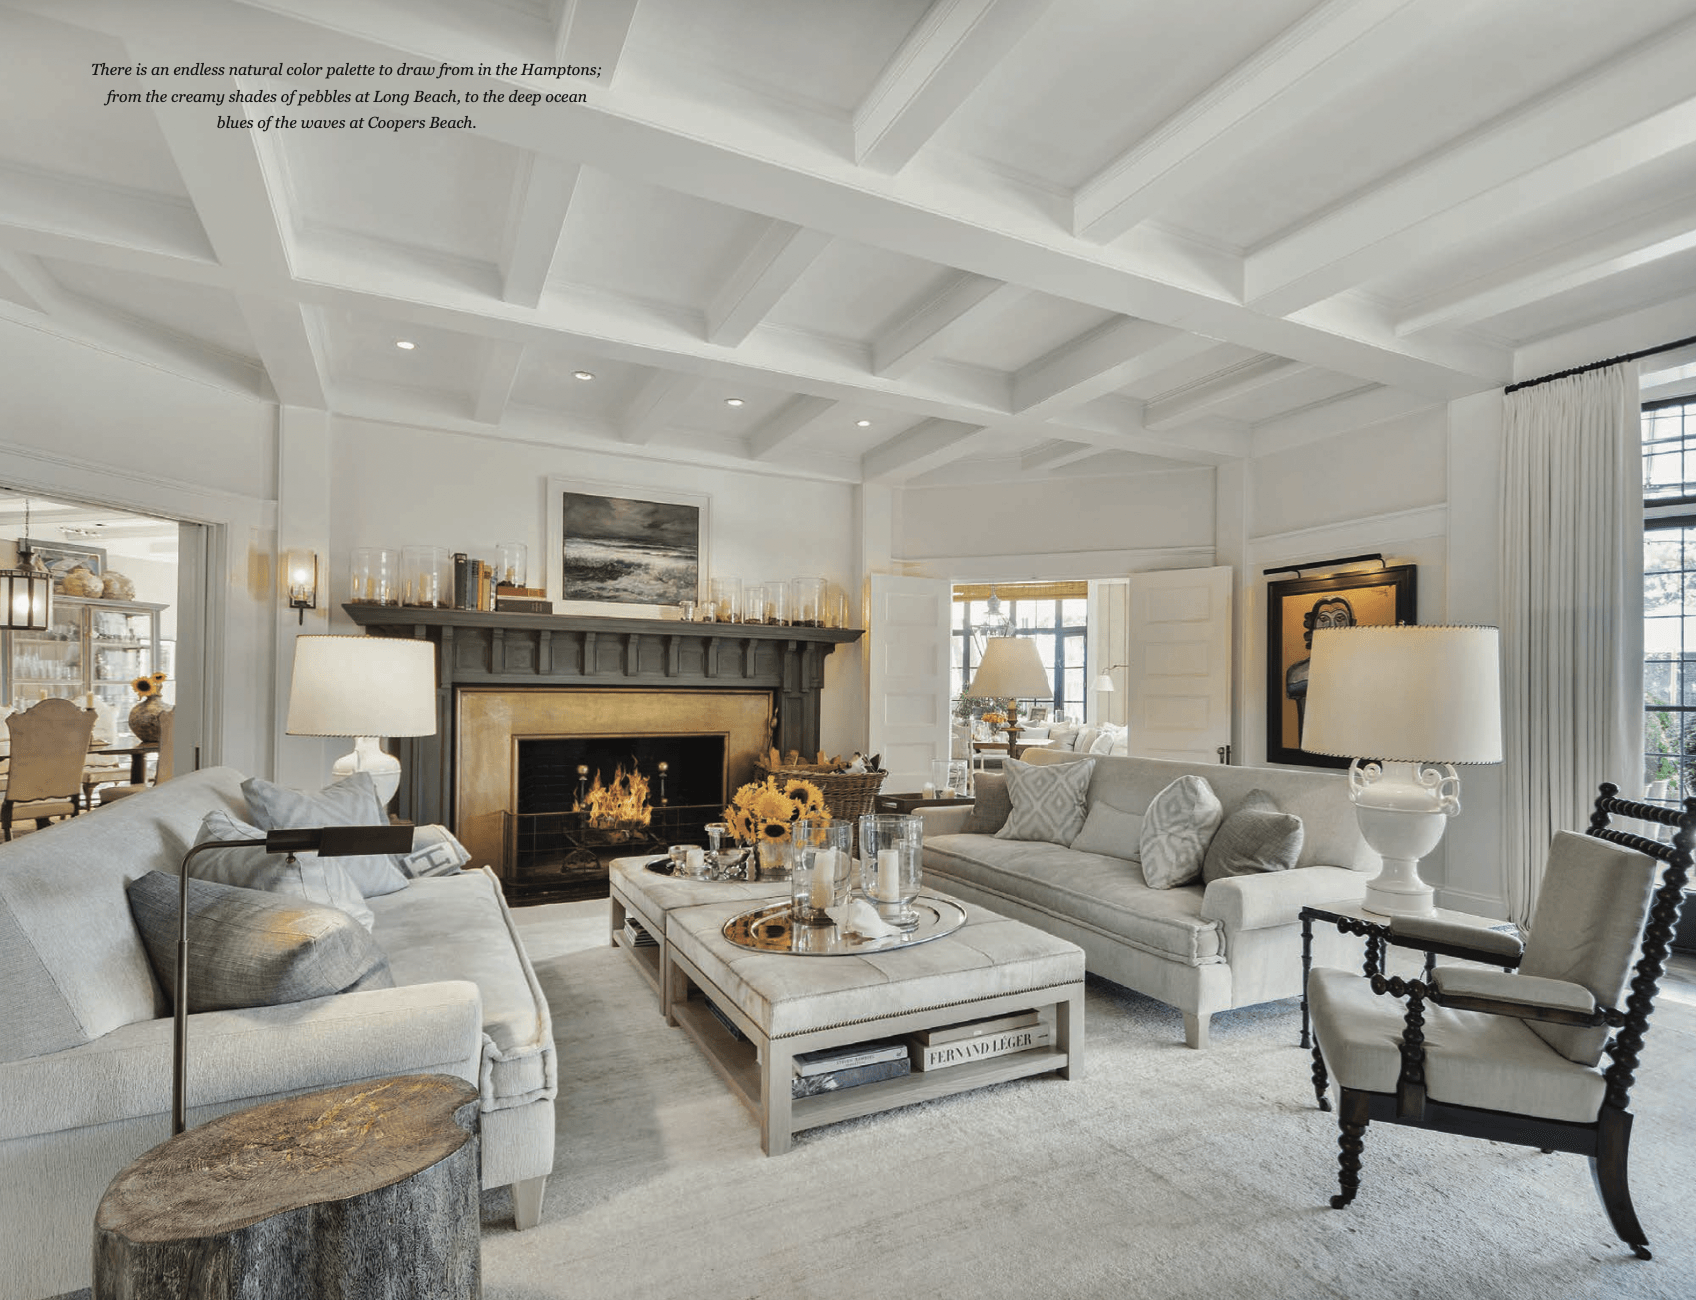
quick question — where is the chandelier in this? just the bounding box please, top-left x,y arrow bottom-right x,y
1,497 -> 52,632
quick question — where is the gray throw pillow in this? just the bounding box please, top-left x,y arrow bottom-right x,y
995,757 -> 1096,845
1139,774 -> 1223,889
962,772 -> 1012,835
1202,790 -> 1304,884
126,871 -> 393,1013
190,809 -> 376,931
242,772 -> 410,897
1068,800 -> 1144,861
403,824 -> 472,877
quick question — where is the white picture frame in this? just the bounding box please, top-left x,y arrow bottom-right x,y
545,477 -> 711,619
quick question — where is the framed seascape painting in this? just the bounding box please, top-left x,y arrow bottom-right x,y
1265,564 -> 1417,768
545,479 -> 709,618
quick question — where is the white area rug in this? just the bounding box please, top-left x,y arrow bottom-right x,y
484,900 -> 1696,1300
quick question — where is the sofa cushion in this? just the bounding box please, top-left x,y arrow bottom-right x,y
0,767 -> 250,1063
242,772 -> 410,897
925,834 -> 1222,965
402,824 -> 472,877
126,871 -> 394,1012
1068,800 -> 1143,861
369,868 -> 556,1110
189,809 -> 375,931
1139,775 -> 1223,889
997,756 -> 1095,845
962,772 -> 1012,835
1201,790 -> 1303,884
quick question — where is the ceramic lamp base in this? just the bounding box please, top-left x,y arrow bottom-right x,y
332,736 -> 402,806
1352,761 -> 1454,918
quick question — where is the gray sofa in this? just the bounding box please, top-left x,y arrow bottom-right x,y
0,767 -> 556,1300
920,750 -> 1375,1048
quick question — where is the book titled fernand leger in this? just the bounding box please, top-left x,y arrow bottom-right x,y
910,1025 -> 1051,1072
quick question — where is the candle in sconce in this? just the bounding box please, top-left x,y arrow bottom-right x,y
808,848 -> 835,910
876,847 -> 901,901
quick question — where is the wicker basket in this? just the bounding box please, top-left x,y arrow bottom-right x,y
753,761 -> 887,831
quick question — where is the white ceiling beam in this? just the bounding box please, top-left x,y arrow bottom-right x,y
554,0 -> 641,84
1249,385 -> 1438,456
1246,17 -> 1696,316
498,156 -> 582,308
1395,206 -> 1696,336
1012,318 -> 1221,415
704,221 -> 831,347
1145,356 -> 1309,430
1073,0 -> 1414,241
1511,288 -> 1696,385
853,0 -> 1055,173
619,367 -> 696,444
862,419 -> 993,482
746,394 -> 836,460
0,249 -> 57,315
872,274 -> 1022,378
473,341 -> 526,425
238,296 -> 330,408
1019,439 -> 1094,472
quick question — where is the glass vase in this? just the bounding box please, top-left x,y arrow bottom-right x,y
495,541 -> 528,588
791,576 -> 825,627
349,547 -> 400,606
788,818 -> 852,925
755,834 -> 789,880
857,813 -> 923,930
401,545 -> 451,608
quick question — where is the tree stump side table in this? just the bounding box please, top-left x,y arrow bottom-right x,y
94,1074 -> 481,1300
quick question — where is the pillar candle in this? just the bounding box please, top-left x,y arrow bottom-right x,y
877,847 -> 901,901
809,848 -> 835,909
686,847 -> 705,874
921,781 -> 936,798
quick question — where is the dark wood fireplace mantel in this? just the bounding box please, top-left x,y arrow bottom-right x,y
343,605 -> 862,826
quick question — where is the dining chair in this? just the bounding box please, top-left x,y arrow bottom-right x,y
1306,782 -> 1695,1260
97,708 -> 175,805
2,698 -> 98,840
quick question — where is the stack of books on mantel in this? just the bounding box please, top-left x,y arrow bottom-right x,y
906,1009 -> 1050,1072
790,1039 -> 911,1099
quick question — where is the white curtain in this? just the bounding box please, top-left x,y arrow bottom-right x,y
1500,363 -> 1642,927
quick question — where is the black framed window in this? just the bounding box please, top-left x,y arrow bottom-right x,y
951,594 -> 1088,720
1643,396 -> 1696,807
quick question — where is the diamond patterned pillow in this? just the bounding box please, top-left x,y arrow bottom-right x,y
995,757 -> 1096,845
1138,775 -> 1224,889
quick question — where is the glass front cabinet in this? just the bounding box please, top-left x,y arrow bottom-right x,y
3,596 -> 166,712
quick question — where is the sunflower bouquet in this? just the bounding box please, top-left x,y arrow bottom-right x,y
722,776 -> 829,846
130,671 -> 167,699
980,710 -> 1008,732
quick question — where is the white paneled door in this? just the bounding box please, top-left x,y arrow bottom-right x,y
866,574 -> 952,793
1125,566 -> 1233,763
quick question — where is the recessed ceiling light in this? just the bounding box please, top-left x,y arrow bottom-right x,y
856,419 -> 872,427
724,397 -> 744,407
395,340 -> 415,350
573,370 -> 594,381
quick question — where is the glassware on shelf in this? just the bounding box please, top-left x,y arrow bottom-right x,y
788,819 -> 852,925
495,541 -> 528,588
742,583 -> 768,626
349,548 -> 401,606
791,577 -> 825,627
857,813 -> 923,930
401,546 -> 452,609
763,581 -> 789,626
709,577 -> 741,624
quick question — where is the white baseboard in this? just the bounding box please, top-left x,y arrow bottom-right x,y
1434,886 -> 1509,921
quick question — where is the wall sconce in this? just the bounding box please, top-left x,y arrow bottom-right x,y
284,549 -> 318,623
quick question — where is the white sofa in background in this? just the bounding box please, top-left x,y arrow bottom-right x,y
0,767 -> 556,1300
920,750 -> 1375,1048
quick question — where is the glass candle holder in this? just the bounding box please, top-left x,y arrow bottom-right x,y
349,547 -> 401,606
763,581 -> 789,626
857,813 -> 923,930
401,545 -> 451,608
788,818 -> 852,925
791,576 -> 825,627
495,541 -> 528,588
710,577 -> 741,624
742,582 -> 769,626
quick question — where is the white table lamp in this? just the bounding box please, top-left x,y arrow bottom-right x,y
286,635 -> 437,805
1301,625 -> 1502,916
967,637 -> 1054,754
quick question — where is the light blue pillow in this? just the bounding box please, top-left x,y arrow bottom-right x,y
241,772 -> 410,897
190,810 -> 375,931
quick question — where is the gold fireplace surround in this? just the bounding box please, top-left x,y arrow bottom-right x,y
455,688 -> 773,872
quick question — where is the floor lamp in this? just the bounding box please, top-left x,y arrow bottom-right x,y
286,636 -> 438,806
1300,625 -> 1502,916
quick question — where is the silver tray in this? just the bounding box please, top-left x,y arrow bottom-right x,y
643,852 -> 786,883
720,895 -> 967,957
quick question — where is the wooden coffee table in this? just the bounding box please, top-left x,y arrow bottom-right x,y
660,895 -> 1085,1156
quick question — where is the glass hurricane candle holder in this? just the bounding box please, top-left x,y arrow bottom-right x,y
495,541 -> 528,588
349,547 -> 400,606
763,581 -> 789,626
791,577 -> 825,626
710,577 -> 741,624
742,582 -> 769,626
401,545 -> 451,608
857,813 -> 923,930
788,818 -> 851,925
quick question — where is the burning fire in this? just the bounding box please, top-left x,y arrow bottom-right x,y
574,764 -> 653,829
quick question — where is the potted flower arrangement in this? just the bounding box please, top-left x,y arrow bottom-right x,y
722,776 -> 829,876
128,672 -> 170,742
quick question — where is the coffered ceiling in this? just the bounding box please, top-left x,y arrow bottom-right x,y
4,0 -> 1696,487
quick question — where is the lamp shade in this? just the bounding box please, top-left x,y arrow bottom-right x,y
1301,625 -> 1502,765
286,635 -> 437,738
1093,673 -> 1116,693
966,636 -> 1054,701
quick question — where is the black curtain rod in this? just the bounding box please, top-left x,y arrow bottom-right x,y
1504,332 -> 1696,395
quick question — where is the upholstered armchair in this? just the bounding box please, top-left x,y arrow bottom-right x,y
1306,783 -> 1693,1260
2,698 -> 97,839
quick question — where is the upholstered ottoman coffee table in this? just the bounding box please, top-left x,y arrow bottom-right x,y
661,895 -> 1086,1155
608,855 -> 782,1013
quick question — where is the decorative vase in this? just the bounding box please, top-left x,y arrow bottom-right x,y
755,835 -> 790,879
128,698 -> 170,743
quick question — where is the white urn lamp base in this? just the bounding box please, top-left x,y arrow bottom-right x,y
1351,761 -> 1458,918
332,735 -> 402,807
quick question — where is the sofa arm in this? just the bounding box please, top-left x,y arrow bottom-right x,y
915,805 -> 973,836
1200,866 -> 1367,933
0,980 -> 484,1143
